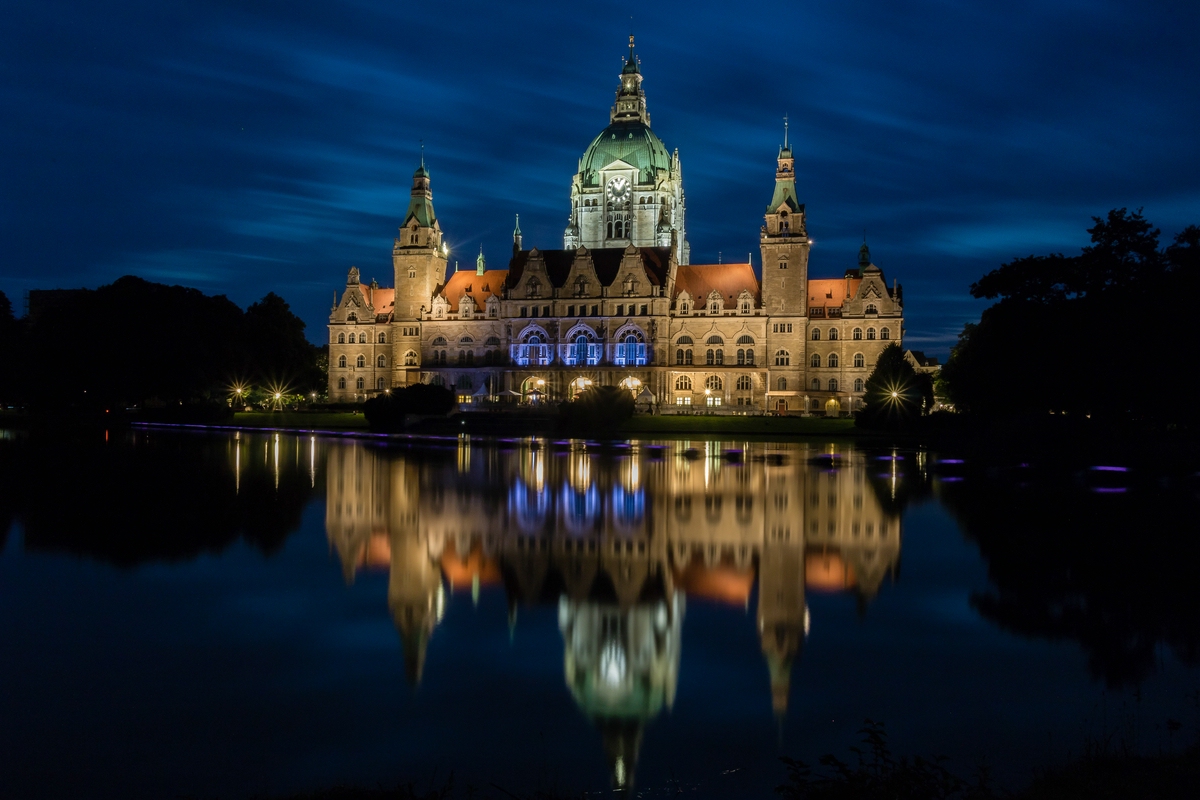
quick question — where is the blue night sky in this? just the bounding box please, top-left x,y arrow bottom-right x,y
4,1 -> 1198,356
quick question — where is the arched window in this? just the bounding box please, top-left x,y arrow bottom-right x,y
811,328 -> 821,340
378,332 -> 387,343
377,377 -> 386,390
828,353 -> 839,368
737,348 -> 745,365
715,349 -> 724,365
705,375 -> 722,391
853,328 -> 863,340
736,335 -> 754,345
573,335 -> 589,366
675,376 -> 692,391
338,377 -> 346,389
347,312 -> 357,322
867,328 -> 876,340
777,377 -> 787,391
853,353 -> 864,368
829,328 -> 839,341
829,378 -> 838,391
676,335 -> 694,345
881,327 -> 891,340
356,377 -> 365,389
459,335 -> 474,345
680,302 -> 690,314
337,332 -> 345,343
854,378 -> 864,392
432,336 -> 448,347
706,349 -> 714,365
865,303 -> 878,315
377,355 -> 386,368
676,349 -> 684,365
810,354 -> 821,368
811,378 -> 820,390
485,335 -> 501,346
338,355 -> 347,368
706,335 -> 724,345
775,350 -> 790,366
736,375 -> 751,390
709,299 -> 721,315
811,398 -> 821,410
404,351 -> 417,366
356,355 -> 365,368
746,348 -> 754,365
684,349 -> 693,365
739,300 -> 750,314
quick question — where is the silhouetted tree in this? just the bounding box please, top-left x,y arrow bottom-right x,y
559,385 -> 635,433
0,291 -> 15,403
244,292 -> 324,392
856,343 -> 932,430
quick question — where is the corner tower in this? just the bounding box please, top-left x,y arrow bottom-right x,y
393,160 -> 448,322
565,37 -> 689,264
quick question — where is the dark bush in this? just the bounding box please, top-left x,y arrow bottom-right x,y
363,384 -> 456,431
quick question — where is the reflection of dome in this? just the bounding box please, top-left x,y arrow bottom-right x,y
578,121 -> 671,186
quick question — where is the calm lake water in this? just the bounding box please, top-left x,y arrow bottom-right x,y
1,428 -> 1197,799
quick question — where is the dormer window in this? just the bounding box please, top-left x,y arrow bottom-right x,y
347,312 -> 357,322
527,278 -> 541,299
865,303 -> 878,315
680,302 -> 689,314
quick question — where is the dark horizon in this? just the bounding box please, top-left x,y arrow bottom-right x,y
4,1 -> 1198,358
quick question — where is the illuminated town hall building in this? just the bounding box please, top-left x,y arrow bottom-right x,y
328,39 -> 905,412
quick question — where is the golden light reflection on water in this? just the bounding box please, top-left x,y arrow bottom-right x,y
323,439 -> 903,788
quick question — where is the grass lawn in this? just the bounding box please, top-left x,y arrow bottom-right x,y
618,415 -> 859,437
231,411 -> 370,430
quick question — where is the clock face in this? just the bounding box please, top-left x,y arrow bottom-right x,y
606,176 -> 630,203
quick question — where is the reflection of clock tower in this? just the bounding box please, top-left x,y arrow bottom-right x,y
565,37 -> 689,263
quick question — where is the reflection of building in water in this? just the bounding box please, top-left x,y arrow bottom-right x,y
325,440 -> 901,787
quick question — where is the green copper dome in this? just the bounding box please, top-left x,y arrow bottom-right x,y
578,120 -> 671,186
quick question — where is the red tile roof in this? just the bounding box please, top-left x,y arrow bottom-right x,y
807,277 -> 861,309
362,286 -> 395,320
674,263 -> 760,307
439,269 -> 508,311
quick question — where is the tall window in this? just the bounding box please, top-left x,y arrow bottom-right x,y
338,355 -> 347,368
378,332 -> 387,343
337,333 -> 345,343
338,378 -> 346,389
706,349 -> 714,365
405,351 -> 417,366
811,328 -> 821,340
676,376 -> 692,391
715,349 -> 724,365
377,355 -> 386,368
775,350 -> 790,366
684,349 -> 693,365
829,328 -> 839,341
736,375 -> 751,391
853,328 -> 862,340
777,377 -> 787,391
705,375 -> 722,391
881,327 -> 891,340
853,353 -> 864,368
854,378 -> 864,392
811,378 -> 820,390
356,377 -> 364,389
829,379 -> 838,391
356,355 -> 365,368
828,353 -> 839,368
810,354 -> 821,368
867,328 -> 876,340
377,377 -> 386,390
572,335 -> 588,366
746,348 -> 755,365
737,348 -> 746,365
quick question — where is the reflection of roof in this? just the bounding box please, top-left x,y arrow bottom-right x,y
507,247 -> 671,290
361,532 -> 391,569
441,540 -> 503,590
363,285 -> 395,320
674,263 -> 760,306
674,560 -> 755,605
437,269 -> 508,312
807,278 -> 862,310
805,551 -> 857,592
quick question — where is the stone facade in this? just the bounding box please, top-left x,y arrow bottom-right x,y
328,43 -> 904,414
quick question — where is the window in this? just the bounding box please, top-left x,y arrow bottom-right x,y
736,375 -> 751,391
810,354 -> 820,368
829,379 -> 838,391
676,349 -> 685,365
778,260 -> 787,269
772,322 -> 794,334
640,304 -> 648,315
488,303 -> 497,318
709,300 -> 721,315
347,313 -> 357,322
675,376 -> 692,391
519,306 -> 527,317
853,328 -> 863,340
680,302 -> 690,314
829,328 -> 838,341
737,348 -> 746,365
405,351 -> 417,366
881,327 -> 891,340
617,304 -> 625,316
377,355 -> 386,368
378,332 -> 387,344
568,305 -> 575,316
715,349 -> 724,365
738,300 -> 750,314
591,304 -> 599,316
853,353 -> 864,368
527,278 -> 541,298
706,335 -> 724,345
356,377 -> 364,389
775,350 -> 790,366
867,328 -> 876,340
811,328 -> 821,340
485,336 -> 501,346
377,377 -> 386,390
337,332 -> 345,343
338,377 -> 346,389
676,335 -> 694,345
828,353 -> 839,368
675,396 -> 692,406
356,355 -> 365,368
777,377 -> 787,391
459,335 -> 474,345
854,378 -> 864,392
811,378 -> 820,390
705,375 -> 722,391
746,348 -> 755,365
736,335 -> 754,345
432,336 -> 447,347
865,303 -> 878,315
684,349 -> 693,364
706,349 -> 714,365
338,355 -> 347,368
